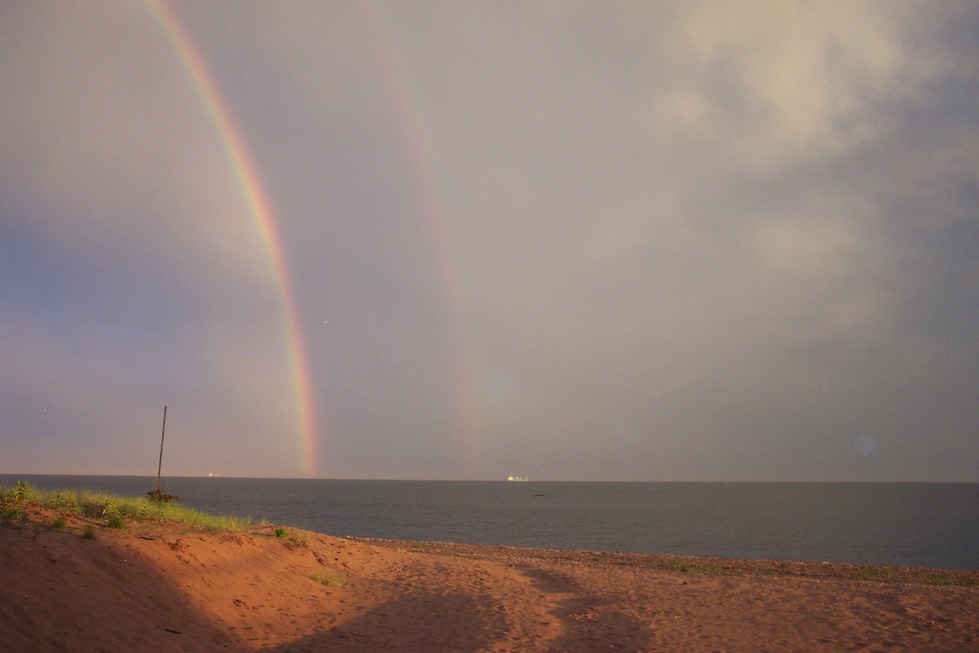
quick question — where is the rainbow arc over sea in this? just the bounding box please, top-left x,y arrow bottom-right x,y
358,2 -> 481,472
146,1 -> 483,477
146,1 -> 319,476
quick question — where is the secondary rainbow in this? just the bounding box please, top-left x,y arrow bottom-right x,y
145,1 -> 319,476
359,1 -> 482,473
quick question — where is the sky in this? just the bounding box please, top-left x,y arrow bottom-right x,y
2,1 -> 977,482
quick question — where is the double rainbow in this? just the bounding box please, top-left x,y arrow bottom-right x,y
147,1 -> 483,478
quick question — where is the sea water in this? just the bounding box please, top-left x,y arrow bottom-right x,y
3,475 -> 976,570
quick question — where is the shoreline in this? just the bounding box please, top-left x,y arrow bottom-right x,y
4,475 -> 974,571
2,503 -> 977,651
355,536 -> 979,585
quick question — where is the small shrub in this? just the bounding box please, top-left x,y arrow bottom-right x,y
102,502 -> 125,528
106,512 -> 126,529
82,525 -> 97,540
11,481 -> 36,504
1,505 -> 26,524
659,559 -> 723,575
663,560 -> 688,573
47,492 -> 80,514
279,530 -> 308,550
848,568 -> 879,582
51,516 -> 67,530
274,527 -> 288,538
80,497 -> 106,519
311,570 -> 349,588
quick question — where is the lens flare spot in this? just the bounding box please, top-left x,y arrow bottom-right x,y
854,433 -> 877,458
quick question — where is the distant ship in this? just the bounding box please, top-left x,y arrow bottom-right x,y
507,475 -> 528,482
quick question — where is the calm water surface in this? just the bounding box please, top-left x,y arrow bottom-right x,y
4,475 -> 976,569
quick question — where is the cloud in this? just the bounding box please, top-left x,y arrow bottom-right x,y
1,1 -> 976,480
382,1 -> 979,479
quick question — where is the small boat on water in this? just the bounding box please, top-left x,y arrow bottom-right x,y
507,475 -> 528,482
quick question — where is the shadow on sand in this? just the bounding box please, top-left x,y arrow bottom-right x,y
268,589 -> 505,652
0,523 -> 237,652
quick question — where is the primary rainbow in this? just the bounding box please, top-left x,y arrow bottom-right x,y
145,1 -> 320,476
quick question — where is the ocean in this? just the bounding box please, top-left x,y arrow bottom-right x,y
3,475 -> 976,570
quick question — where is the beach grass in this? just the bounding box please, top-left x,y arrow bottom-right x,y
310,569 -> 350,588
0,481 -> 249,532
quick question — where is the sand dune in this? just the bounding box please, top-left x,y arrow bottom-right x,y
2,506 -> 976,652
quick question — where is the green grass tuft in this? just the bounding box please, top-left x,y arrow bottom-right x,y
281,532 -> 308,550
1,504 -> 27,524
310,570 -> 349,588
660,558 -> 723,575
1,481 -> 249,533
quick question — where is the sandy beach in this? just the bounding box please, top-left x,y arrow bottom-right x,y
2,505 -> 977,652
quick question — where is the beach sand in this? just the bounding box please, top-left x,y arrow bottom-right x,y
2,506 -> 976,652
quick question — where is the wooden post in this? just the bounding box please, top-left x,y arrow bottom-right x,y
155,405 -> 168,494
